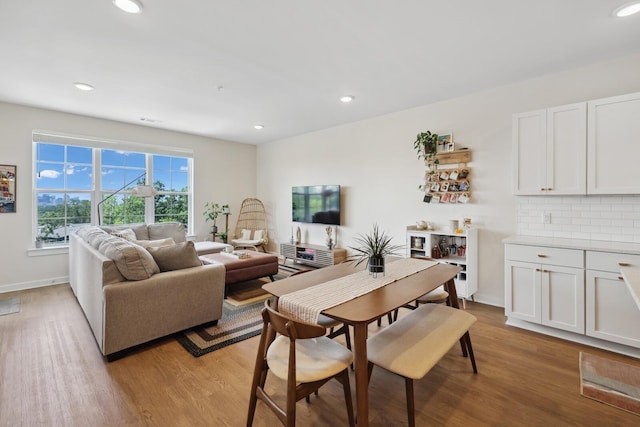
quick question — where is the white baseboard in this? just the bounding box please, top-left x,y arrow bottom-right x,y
0,276 -> 69,294
506,317 -> 640,358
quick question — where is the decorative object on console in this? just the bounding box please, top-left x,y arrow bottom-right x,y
326,226 -> 334,249
296,226 -> 301,244
349,223 -> 404,278
97,171 -> 157,225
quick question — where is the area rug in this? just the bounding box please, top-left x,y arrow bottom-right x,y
0,297 -> 20,316
176,299 -> 271,357
580,352 -> 640,416
226,271 -> 290,307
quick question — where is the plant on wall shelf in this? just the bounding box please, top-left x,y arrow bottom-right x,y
414,130 -> 439,171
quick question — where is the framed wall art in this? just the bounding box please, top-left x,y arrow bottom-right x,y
436,133 -> 454,152
0,165 -> 16,213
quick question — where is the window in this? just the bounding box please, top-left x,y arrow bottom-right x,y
34,134 -> 192,247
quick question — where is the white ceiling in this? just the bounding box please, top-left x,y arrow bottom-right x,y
1,0 -> 639,145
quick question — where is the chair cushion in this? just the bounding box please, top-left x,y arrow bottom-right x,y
253,229 -> 265,240
241,229 -> 252,240
267,335 -> 353,383
146,241 -> 202,272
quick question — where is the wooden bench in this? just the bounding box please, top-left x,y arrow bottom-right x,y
367,303 -> 478,426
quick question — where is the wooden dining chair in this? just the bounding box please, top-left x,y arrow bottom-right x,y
246,299 -> 356,427
289,269 -> 351,349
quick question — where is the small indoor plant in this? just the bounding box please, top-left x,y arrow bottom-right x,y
413,131 -> 440,187
218,232 -> 228,244
349,224 -> 404,277
203,202 -> 223,233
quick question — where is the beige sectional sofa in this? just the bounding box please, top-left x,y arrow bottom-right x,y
69,222 -> 226,358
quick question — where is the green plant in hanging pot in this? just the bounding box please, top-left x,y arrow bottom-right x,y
349,224 -> 404,278
414,131 -> 440,190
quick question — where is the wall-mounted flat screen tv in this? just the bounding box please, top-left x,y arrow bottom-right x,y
292,185 -> 341,225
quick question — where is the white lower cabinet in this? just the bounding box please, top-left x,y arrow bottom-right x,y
585,251 -> 640,348
505,242 -> 640,354
505,244 -> 584,334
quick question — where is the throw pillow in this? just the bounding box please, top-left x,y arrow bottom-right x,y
253,229 -> 265,241
97,236 -> 160,280
111,228 -> 137,241
133,237 -> 176,249
241,229 -> 252,240
146,241 -> 202,272
148,222 -> 187,243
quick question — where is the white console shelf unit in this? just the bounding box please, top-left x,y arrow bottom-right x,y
406,226 -> 478,307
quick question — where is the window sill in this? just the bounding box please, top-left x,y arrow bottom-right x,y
28,245 -> 69,257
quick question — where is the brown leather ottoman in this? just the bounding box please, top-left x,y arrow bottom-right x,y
200,251 -> 279,297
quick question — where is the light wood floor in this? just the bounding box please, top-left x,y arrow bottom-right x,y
1,284 -> 638,426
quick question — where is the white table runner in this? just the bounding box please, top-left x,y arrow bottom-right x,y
278,258 -> 437,324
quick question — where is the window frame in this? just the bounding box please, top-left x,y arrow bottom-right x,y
32,131 -> 194,247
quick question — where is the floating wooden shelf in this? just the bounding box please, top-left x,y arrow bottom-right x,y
433,149 -> 472,165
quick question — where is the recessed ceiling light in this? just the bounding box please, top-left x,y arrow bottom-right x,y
74,82 -> 94,91
613,2 -> 640,17
340,95 -> 355,103
113,0 -> 143,14
254,124 -> 264,130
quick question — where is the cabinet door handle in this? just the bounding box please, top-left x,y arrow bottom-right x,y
535,268 -> 541,272
618,262 -> 630,267
537,254 -> 547,258
542,269 -> 549,273
540,188 -> 546,191
618,276 -> 624,281
547,188 -> 553,191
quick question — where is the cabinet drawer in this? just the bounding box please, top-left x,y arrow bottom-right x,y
505,244 -> 583,268
586,251 -> 640,272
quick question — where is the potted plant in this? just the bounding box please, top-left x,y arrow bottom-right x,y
35,223 -> 54,248
349,224 -> 404,277
218,231 -> 228,244
413,131 -> 440,180
222,204 -> 230,214
203,202 -> 223,234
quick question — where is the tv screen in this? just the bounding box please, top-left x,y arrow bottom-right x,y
292,185 -> 341,225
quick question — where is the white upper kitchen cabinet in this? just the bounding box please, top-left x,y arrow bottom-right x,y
587,92 -> 640,194
512,103 -> 586,195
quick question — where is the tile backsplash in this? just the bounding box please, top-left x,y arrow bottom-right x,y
517,195 -> 640,243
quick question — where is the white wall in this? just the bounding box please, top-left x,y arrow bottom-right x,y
257,53 -> 640,307
0,102 -> 256,293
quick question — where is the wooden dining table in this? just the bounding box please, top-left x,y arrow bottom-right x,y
262,257 -> 462,426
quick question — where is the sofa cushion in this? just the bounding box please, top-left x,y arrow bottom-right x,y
100,224 -> 150,240
148,222 -> 187,243
147,241 -> 202,272
110,228 -> 137,241
77,226 -> 111,249
134,237 -> 176,249
97,236 -> 160,280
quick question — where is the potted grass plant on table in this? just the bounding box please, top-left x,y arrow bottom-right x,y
349,224 -> 404,277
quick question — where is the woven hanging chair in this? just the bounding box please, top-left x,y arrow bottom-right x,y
231,198 -> 268,252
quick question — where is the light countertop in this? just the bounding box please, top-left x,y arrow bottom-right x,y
503,235 -> 640,256
621,268 -> 640,311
